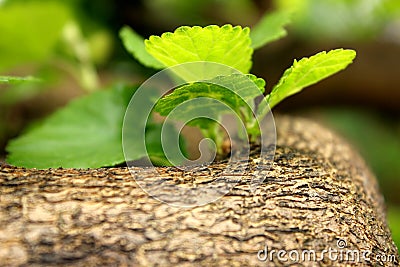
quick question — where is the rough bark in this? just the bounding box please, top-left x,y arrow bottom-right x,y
0,116 -> 398,266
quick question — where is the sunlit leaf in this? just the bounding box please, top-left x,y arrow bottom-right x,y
145,25 -> 253,74
267,49 -> 356,109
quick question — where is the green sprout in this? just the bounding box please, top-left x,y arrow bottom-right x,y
6,9 -> 356,169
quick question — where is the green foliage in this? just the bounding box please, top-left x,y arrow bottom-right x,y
143,26 -> 355,161
250,9 -> 292,49
155,74 -> 265,142
6,86 -> 134,168
6,8 -> 357,169
120,8 -> 292,73
266,49 -> 356,109
155,74 -> 265,118
145,25 -> 253,74
154,74 -> 265,152
6,85 -> 181,169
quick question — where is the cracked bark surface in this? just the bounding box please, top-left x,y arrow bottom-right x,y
0,116 -> 398,266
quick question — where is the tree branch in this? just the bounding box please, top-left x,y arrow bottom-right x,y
0,116 -> 398,266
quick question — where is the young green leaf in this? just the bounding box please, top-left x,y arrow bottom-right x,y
0,76 -> 39,85
154,74 -> 265,149
120,26 -> 164,69
250,9 -> 292,49
155,74 -> 265,124
267,49 -> 356,109
155,84 -> 233,130
145,25 -> 253,74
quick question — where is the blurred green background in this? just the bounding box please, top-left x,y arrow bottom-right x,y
0,0 -> 399,249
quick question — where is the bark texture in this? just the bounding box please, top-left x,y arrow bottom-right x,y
0,116 -> 398,266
